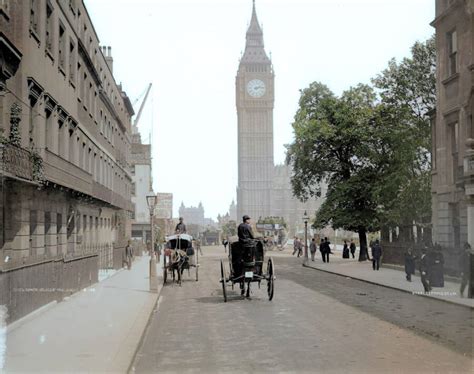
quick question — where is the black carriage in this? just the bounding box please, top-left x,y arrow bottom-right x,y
220,236 -> 275,301
163,234 -> 199,285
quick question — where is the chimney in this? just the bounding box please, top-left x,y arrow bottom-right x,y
104,46 -> 113,73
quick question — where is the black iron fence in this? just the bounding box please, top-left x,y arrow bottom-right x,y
0,253 -> 98,324
381,242 -> 464,277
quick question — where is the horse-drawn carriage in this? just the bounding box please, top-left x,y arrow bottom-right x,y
220,236 -> 275,301
163,234 -> 199,285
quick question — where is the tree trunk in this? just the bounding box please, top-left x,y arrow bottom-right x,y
358,227 -> 369,261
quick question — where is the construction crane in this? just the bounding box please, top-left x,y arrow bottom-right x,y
133,83 -> 152,129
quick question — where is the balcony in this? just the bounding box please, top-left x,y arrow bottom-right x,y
43,150 -> 92,195
0,143 -> 35,182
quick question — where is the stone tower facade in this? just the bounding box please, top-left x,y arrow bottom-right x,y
236,0 -> 275,221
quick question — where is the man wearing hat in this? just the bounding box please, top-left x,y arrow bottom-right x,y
238,215 -> 255,246
175,217 -> 187,234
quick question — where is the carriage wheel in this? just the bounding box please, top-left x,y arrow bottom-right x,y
220,259 -> 227,302
163,255 -> 167,284
267,257 -> 275,301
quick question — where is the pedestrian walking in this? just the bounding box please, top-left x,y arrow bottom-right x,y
371,239 -> 382,271
297,238 -> 303,258
320,238 -> 326,262
292,237 -> 299,256
350,239 -> 356,259
342,240 -> 350,259
404,247 -> 416,282
195,239 -> 203,255
125,240 -> 134,270
419,247 -> 432,292
310,238 -> 317,261
460,242 -> 473,298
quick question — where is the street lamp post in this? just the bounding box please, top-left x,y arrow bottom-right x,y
146,194 -> 158,293
303,210 -> 309,266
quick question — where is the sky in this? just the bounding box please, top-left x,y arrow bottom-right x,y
84,0 -> 435,220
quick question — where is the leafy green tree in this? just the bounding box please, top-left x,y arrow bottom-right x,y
372,37 -> 435,237
287,82 -> 383,260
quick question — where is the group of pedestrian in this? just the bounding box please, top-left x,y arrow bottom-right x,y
403,242 -> 474,297
341,239 -> 357,259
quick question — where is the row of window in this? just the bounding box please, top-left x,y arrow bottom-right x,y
30,210 -> 113,238
28,0 -> 130,164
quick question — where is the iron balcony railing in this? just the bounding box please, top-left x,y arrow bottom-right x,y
0,142 -> 35,181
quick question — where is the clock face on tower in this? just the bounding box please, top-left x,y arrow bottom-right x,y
247,79 -> 266,98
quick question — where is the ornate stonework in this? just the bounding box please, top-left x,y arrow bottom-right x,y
236,1 -> 274,221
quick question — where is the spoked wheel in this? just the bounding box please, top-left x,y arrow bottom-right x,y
163,255 -> 167,284
220,259 -> 227,302
267,257 -> 275,301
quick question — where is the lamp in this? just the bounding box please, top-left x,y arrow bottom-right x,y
302,210 -> 309,266
146,194 -> 158,292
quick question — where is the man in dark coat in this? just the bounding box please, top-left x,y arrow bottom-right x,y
322,237 -> 331,263
175,217 -> 187,234
430,244 -> 444,287
371,239 -> 382,271
419,247 -> 432,292
238,215 -> 255,247
350,239 -> 356,259
460,242 -> 473,298
404,247 -> 416,282
319,239 -> 326,262
237,215 -> 255,295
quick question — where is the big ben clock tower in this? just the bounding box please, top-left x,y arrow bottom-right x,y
236,0 -> 275,221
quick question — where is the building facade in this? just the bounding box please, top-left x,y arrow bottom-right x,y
130,131 -> 154,243
236,1 -> 275,220
179,201 -> 205,227
0,0 -> 134,323
431,0 -> 474,250
272,164 -> 326,235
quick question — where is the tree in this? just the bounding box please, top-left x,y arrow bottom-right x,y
287,82 -> 383,260
287,37 -> 436,260
372,36 -> 435,238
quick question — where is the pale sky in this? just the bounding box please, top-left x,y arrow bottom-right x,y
85,0 -> 435,220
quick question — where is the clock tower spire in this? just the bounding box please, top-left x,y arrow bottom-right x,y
236,0 -> 275,221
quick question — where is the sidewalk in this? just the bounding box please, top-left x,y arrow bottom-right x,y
3,255 -> 161,373
304,248 -> 473,308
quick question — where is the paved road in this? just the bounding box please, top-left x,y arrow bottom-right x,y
131,247 -> 473,373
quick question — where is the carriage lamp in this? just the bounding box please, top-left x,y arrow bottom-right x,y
303,211 -> 309,266
147,194 -> 158,292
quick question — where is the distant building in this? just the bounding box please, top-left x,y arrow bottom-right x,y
179,202 -> 205,227
235,2 -> 325,234
272,164 -> 326,235
431,0 -> 474,249
130,131 -> 154,244
236,1 -> 274,220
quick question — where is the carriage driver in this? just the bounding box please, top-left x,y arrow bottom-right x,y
175,217 -> 187,234
238,215 -> 255,247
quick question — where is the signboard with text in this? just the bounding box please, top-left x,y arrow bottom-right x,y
155,193 -> 173,219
